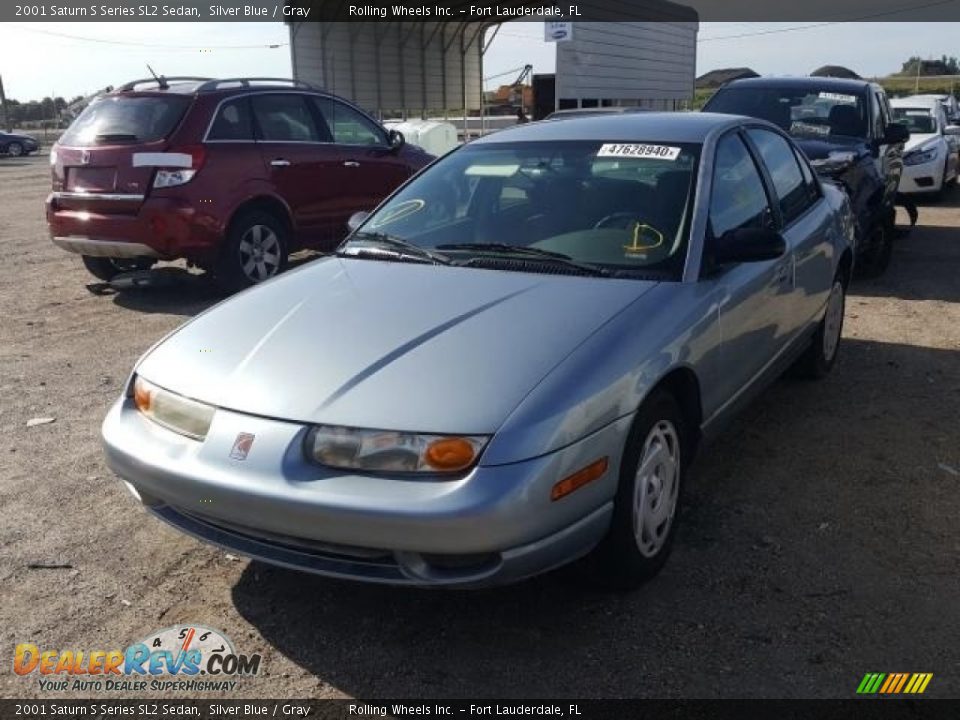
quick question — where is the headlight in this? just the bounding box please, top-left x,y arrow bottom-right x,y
49,148 -> 57,165
810,151 -> 856,175
903,146 -> 939,166
132,376 -> 215,440
304,425 -> 488,474
153,169 -> 198,188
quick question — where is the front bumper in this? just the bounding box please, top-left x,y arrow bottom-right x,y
102,397 -> 629,587
898,158 -> 943,194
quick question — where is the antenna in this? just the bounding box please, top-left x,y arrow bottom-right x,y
146,64 -> 168,90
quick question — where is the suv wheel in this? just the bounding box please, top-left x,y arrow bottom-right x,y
81,255 -> 156,282
216,210 -> 288,293
576,389 -> 688,590
857,220 -> 892,278
6,142 -> 24,157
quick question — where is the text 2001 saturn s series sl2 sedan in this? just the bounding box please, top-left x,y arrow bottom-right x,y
103,113 -> 855,589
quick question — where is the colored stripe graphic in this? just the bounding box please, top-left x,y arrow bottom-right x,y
857,673 -> 932,694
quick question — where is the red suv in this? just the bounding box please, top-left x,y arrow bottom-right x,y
47,77 -> 434,290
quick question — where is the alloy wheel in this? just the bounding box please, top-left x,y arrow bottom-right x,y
238,224 -> 282,283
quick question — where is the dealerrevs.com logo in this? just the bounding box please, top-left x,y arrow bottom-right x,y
13,624 -> 262,692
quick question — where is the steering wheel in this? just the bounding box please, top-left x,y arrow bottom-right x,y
594,212 -> 648,230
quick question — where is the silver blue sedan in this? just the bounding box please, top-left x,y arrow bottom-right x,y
103,113 -> 855,589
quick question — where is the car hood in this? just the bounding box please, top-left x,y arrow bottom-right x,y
904,132 -> 939,153
791,134 -> 868,161
136,258 -> 658,434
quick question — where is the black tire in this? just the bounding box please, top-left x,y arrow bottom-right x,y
6,142 -> 24,158
857,220 -> 892,278
81,255 -> 155,282
793,276 -> 846,380
215,209 -> 289,293
576,389 -> 688,590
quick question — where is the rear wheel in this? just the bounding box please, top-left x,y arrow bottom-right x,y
215,210 -> 288,293
857,220 -> 892,278
794,277 -> 845,379
81,255 -> 155,282
577,389 -> 688,590
6,142 -> 24,157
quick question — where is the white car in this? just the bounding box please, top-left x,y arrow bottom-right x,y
891,96 -> 960,195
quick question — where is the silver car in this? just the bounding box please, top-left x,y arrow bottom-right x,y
103,113 -> 854,589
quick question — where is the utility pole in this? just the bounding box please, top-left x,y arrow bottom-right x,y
0,75 -> 9,132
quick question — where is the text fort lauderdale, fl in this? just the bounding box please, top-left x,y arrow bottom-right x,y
348,4 -> 581,17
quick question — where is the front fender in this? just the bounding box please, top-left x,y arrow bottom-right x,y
481,283 -> 719,466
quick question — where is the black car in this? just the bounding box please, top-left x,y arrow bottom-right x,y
703,77 -> 910,276
0,131 -> 40,157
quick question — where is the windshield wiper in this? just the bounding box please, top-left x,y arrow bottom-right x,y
341,231 -> 452,265
436,242 -> 609,277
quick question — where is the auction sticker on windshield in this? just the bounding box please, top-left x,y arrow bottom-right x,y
597,143 -> 681,160
819,92 -> 858,103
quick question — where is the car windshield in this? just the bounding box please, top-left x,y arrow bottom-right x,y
60,95 -> 191,146
344,140 -> 700,280
892,108 -> 937,134
706,86 -> 868,139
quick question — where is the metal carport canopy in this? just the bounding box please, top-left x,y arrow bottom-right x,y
285,0 -> 697,117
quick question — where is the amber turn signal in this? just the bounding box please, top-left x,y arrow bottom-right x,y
424,437 -> 478,471
133,377 -> 153,412
550,457 -> 609,501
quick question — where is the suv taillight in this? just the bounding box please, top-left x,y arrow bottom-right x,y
152,145 -> 206,189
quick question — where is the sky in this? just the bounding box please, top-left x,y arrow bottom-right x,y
1,21 -> 958,102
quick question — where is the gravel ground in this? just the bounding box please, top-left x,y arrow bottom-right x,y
1,154 -> 958,699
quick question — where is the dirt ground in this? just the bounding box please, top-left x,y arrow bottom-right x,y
1,153 -> 958,700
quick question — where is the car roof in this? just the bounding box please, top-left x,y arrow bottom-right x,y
473,112 -> 745,144
720,76 -> 875,94
547,107 -> 651,118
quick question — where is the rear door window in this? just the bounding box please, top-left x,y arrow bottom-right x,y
251,94 -> 322,142
60,95 -> 190,146
207,98 -> 254,141
746,128 -> 813,225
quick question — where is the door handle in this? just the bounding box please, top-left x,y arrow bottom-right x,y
343,160 -> 360,168
270,159 -> 291,167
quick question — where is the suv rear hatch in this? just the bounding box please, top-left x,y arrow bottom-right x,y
52,93 -> 193,214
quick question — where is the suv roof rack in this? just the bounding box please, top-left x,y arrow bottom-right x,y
118,77 -> 212,92
196,78 -> 315,93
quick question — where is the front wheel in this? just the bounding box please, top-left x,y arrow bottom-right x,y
6,142 -> 24,157
857,220 -> 892,278
794,277 -> 845,379
215,210 -> 288,293
81,255 -> 155,282
577,389 -> 688,590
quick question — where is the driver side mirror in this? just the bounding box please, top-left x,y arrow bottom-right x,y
883,122 -> 910,145
347,210 -> 370,233
945,125 -> 960,136
714,227 -> 786,264
387,129 -> 405,151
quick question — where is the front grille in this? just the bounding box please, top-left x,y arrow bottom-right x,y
180,509 -> 397,567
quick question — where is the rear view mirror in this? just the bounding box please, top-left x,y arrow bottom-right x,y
347,211 -> 370,233
714,227 -> 786,264
883,122 -> 910,145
